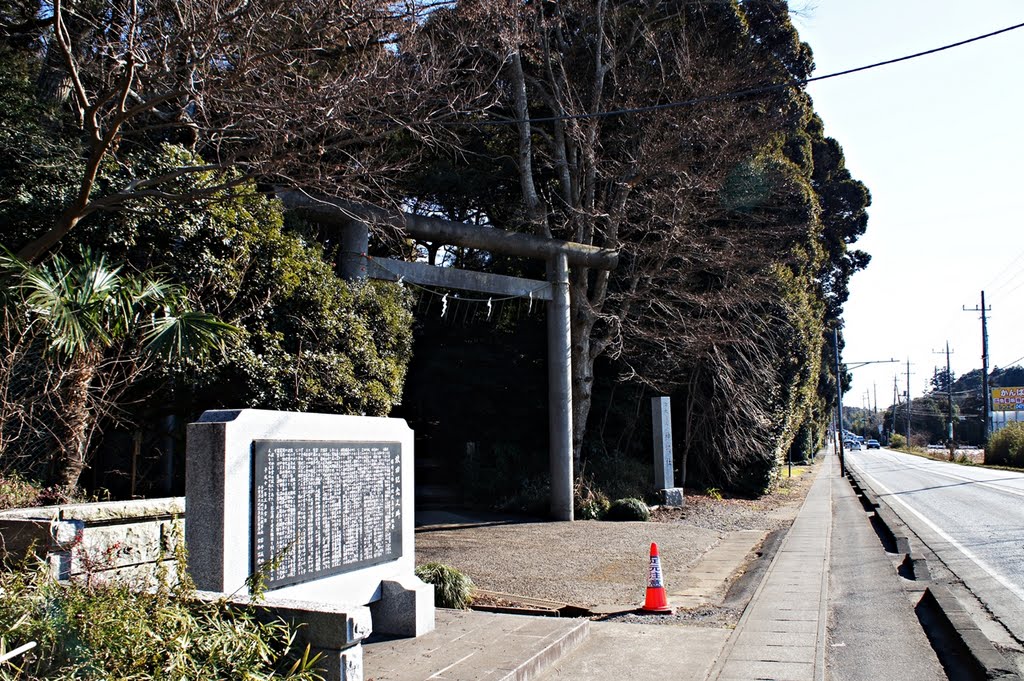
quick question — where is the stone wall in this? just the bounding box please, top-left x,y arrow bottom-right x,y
0,497 -> 184,583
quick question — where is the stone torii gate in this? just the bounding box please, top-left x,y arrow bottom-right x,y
280,192 -> 618,520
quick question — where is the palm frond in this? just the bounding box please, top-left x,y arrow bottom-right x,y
142,311 -> 240,360
19,260 -> 106,355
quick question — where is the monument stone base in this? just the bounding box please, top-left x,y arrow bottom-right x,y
659,488 -> 686,507
370,576 -> 435,637
197,591 -> 372,681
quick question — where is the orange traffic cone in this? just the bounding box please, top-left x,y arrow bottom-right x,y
640,542 -> 673,614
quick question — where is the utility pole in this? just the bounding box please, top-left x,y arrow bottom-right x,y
905,359 -> 912,445
892,376 -> 899,445
946,342 -> 954,449
933,342 -> 955,458
964,291 -> 992,441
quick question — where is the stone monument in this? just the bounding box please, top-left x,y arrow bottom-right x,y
186,409 -> 434,681
651,397 -> 685,507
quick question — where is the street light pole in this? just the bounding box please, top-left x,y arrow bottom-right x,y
832,331 -> 898,474
834,328 -> 846,476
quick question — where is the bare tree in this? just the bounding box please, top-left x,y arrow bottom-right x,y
7,0 -> 493,262
413,0 -> 815,475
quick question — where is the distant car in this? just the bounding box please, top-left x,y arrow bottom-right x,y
844,440 -> 862,451
865,439 -> 880,449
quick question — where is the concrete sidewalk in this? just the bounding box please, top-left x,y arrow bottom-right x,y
366,450 -> 847,679
704,451 -> 833,681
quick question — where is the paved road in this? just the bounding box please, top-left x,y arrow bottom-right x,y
847,447 -> 1024,640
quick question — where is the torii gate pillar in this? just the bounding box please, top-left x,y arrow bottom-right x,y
547,252 -> 573,521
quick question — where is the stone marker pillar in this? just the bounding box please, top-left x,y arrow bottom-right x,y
651,397 -> 685,507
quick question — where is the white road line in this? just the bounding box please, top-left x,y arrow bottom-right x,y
855,464 -> 1024,605
869,450 -> 1024,500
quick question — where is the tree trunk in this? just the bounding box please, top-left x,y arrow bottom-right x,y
569,278 -> 598,474
49,352 -> 99,490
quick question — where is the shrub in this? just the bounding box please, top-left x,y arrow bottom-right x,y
987,422 -> 1024,468
574,477 -> 611,520
0,475 -> 90,510
576,494 -> 611,521
0,474 -> 43,510
604,498 -> 650,522
889,433 -> 907,449
0,560 -> 321,679
415,562 -> 474,609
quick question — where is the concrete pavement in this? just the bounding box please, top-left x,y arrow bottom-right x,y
364,451 -> 961,680
364,609 -> 591,681
705,450 -> 832,681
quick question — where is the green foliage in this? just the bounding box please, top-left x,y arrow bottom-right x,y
414,563 -> 473,609
0,52 -> 81,252
74,149 -> 415,417
0,475 -> 90,510
890,433 -> 907,449
574,479 -> 611,520
987,422 -> 1024,468
705,488 -> 724,501
0,138 -> 413,491
0,475 -> 44,510
604,498 -> 650,522
0,247 -> 238,488
0,247 -> 236,361
0,562 -> 322,680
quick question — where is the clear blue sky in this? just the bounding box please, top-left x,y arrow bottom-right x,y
793,1 -> 1024,408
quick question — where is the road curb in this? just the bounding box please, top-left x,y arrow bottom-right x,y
844,466 -> 1022,680
920,586 -> 1021,680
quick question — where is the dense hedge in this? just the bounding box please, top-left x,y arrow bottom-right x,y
987,422 -> 1024,468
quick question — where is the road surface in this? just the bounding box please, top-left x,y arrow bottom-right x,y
847,447 -> 1024,641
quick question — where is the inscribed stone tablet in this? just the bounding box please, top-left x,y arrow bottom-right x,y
251,440 -> 402,589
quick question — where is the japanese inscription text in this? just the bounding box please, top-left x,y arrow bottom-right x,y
251,440 -> 402,589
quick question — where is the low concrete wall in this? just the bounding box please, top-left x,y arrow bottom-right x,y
0,497 -> 184,583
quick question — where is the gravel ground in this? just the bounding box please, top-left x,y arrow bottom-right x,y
415,462 -> 818,610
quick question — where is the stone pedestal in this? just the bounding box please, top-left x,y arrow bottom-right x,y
198,591 -> 373,681
659,488 -> 685,507
370,576 -> 435,637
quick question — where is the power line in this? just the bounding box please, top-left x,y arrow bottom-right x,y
984,246 -> 1024,291
440,20 -> 1024,127
997,353 -> 1024,368
1001,276 -> 1024,297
